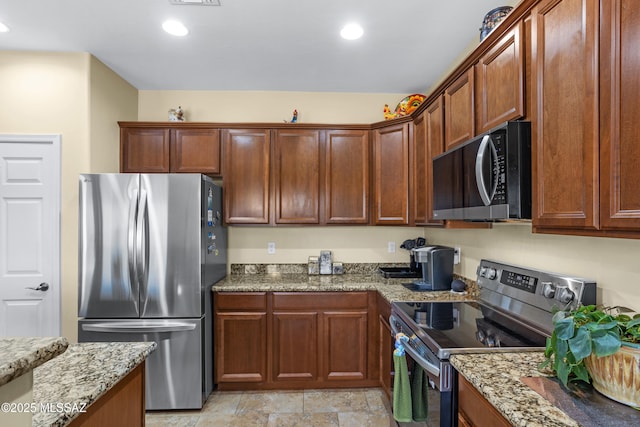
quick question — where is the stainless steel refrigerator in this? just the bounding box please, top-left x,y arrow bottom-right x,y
77,173 -> 226,410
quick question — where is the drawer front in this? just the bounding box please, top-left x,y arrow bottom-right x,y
273,292 -> 369,310
214,292 -> 267,311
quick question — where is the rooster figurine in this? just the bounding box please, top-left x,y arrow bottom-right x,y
384,104 -> 397,120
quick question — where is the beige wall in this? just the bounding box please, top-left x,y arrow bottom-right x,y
0,51 -> 137,341
426,224 -> 640,312
138,90 -> 404,124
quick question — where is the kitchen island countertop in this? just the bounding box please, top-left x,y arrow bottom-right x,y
212,272 -> 478,303
32,341 -> 156,427
0,337 -> 69,387
450,352 -> 579,427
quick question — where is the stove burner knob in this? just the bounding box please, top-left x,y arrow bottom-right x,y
476,329 -> 486,344
485,268 -> 497,280
485,335 -> 497,347
542,281 -> 556,299
557,287 -> 575,304
479,267 -> 487,277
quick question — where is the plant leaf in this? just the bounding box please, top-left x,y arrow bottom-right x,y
568,327 -> 592,361
571,363 -> 591,384
555,317 -> 576,340
592,331 -> 621,356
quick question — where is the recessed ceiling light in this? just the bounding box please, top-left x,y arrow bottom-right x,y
0,22 -> 9,33
162,20 -> 188,36
340,23 -> 363,40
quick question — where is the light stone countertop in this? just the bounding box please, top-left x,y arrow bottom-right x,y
32,341 -> 156,427
0,337 -> 68,387
212,272 -> 478,303
450,352 -> 580,427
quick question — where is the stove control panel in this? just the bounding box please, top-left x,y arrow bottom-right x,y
476,259 -> 597,334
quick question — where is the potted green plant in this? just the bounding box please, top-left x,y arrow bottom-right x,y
540,305 -> 640,408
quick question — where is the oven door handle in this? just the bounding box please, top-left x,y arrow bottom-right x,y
389,315 -> 441,378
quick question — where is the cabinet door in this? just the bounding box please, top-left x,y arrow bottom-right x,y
324,129 -> 370,224
272,312 -> 318,382
215,312 -> 267,383
373,123 -> 409,225
273,129 -> 322,224
600,0 -> 640,231
222,129 -> 271,224
322,311 -> 368,381
444,68 -> 475,149
377,293 -> 393,400
120,128 -> 170,173
411,112 -> 429,225
531,0 -> 599,231
458,374 -> 511,427
170,128 -> 221,174
426,97 -> 446,225
476,21 -> 524,133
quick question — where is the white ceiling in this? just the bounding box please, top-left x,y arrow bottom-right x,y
0,0 -> 518,94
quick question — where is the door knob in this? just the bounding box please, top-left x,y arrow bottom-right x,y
26,282 -> 49,291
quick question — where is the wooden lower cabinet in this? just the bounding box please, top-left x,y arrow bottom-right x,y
377,293 -> 393,400
322,310 -> 368,381
272,312 -> 318,382
69,363 -> 145,427
458,373 -> 510,427
215,291 -> 379,390
214,293 -> 268,383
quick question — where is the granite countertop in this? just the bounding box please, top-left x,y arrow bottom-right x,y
212,272 -> 478,303
0,337 -> 68,387
450,352 -> 579,427
32,341 -> 156,427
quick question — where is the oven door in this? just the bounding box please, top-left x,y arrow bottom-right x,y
390,314 -> 458,427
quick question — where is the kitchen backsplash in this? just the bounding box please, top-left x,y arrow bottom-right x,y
230,263 -> 411,275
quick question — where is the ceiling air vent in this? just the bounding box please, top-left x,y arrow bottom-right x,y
169,0 -> 221,5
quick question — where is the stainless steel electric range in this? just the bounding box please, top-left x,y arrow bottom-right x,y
390,259 -> 596,427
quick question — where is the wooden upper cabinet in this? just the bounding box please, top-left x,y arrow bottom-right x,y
444,68 -> 475,150
222,129 -> 271,224
170,128 -> 220,174
324,129 -> 370,224
411,112 -> 429,225
120,127 -> 170,173
273,129 -> 323,224
599,0 -> 640,231
413,97 -> 445,226
531,0 -> 600,231
373,123 -> 409,225
476,20 -> 525,133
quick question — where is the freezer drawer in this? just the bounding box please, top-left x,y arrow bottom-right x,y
78,318 -> 205,410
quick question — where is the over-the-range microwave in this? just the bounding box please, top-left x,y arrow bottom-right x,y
432,121 -> 531,221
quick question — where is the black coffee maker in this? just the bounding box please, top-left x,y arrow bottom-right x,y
400,237 -> 426,274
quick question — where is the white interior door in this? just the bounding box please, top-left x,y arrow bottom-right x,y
0,134 -> 61,337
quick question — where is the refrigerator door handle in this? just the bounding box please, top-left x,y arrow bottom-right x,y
127,188 -> 139,305
81,321 -> 197,334
136,189 -> 148,300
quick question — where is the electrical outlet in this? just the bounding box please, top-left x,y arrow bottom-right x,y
388,241 -> 396,253
267,242 -> 276,254
454,247 -> 461,264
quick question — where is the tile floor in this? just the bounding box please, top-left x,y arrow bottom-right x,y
145,387 -> 440,427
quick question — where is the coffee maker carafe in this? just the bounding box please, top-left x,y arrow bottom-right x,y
409,245 -> 455,291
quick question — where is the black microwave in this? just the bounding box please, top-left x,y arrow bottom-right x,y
432,121 -> 531,221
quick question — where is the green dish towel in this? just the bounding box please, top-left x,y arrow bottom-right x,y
393,353 -> 413,422
411,363 -> 429,422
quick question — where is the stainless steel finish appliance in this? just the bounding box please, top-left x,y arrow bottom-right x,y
77,173 -> 226,410
390,259 -> 596,426
403,245 -> 454,291
432,121 -> 531,221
